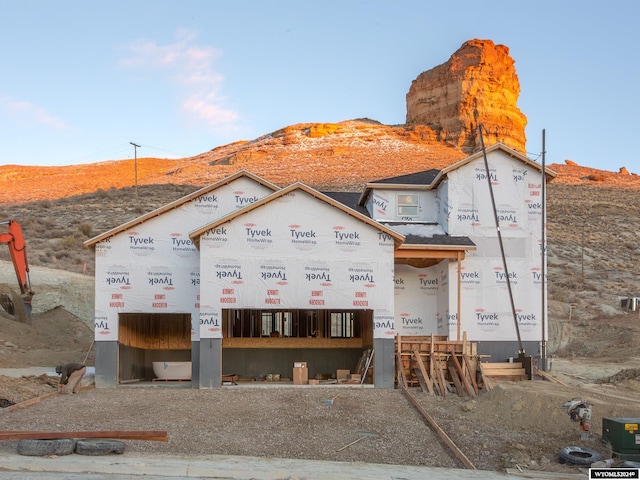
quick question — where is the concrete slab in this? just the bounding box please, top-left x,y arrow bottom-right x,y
0,451 -> 529,479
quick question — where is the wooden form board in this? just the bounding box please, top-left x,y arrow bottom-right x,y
396,335 -> 530,395
396,334 -> 479,397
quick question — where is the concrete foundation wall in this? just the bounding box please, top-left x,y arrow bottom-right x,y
95,341 -> 118,388
223,348 -> 363,381
199,338 -> 222,388
373,338 -> 395,388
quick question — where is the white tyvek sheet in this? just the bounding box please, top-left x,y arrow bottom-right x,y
445,152 -> 544,238
394,264 -> 439,335
93,176 -> 275,342
199,189 -> 396,339
449,257 -> 546,342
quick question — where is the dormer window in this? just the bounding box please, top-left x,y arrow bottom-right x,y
397,194 -> 418,217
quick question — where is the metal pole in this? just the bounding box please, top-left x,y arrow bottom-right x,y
130,142 -> 141,194
541,129 -> 547,371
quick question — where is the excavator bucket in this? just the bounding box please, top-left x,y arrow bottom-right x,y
0,283 -> 31,324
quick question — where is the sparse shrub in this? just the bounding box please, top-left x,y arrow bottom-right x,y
94,189 -> 110,199
78,222 -> 92,236
59,236 -> 77,250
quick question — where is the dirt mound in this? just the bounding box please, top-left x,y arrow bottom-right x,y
0,374 -> 59,406
0,306 -> 94,369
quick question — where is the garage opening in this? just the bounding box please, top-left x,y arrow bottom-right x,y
221,309 -> 373,382
118,313 -> 192,384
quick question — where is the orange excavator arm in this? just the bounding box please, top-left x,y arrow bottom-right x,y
0,220 -> 33,297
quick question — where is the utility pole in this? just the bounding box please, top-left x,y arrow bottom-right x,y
130,142 -> 141,195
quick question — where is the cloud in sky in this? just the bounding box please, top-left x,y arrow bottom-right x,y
2,96 -> 71,131
121,29 -> 239,130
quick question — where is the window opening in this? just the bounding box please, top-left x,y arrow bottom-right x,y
330,311 -> 354,337
223,309 -> 363,338
397,194 -> 419,217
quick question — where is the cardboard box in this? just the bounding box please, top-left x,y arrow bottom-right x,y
293,362 -> 307,368
309,379 -> 320,385
350,373 -> 362,382
293,366 -> 308,385
337,369 -> 350,381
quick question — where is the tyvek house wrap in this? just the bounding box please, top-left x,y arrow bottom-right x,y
444,151 -> 547,342
93,176 -> 276,342
198,189 -> 396,340
394,263 -> 440,336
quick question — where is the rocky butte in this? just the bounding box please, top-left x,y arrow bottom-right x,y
406,38 -> 527,155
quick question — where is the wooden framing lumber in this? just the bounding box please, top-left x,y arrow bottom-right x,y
477,359 -> 492,391
413,365 -> 429,393
401,387 -> 476,470
412,350 -> 434,395
448,347 -> 474,397
462,354 -> 479,395
434,354 -> 448,397
534,368 -> 568,386
395,353 -> 408,388
448,365 -> 466,397
5,391 -> 60,411
0,430 -> 169,442
481,363 -> 526,377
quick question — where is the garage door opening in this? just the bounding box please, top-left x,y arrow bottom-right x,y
221,309 -> 373,382
118,313 -> 192,384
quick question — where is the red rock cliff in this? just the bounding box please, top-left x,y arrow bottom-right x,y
406,39 -> 527,154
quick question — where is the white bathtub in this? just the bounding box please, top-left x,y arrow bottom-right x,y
152,361 -> 192,380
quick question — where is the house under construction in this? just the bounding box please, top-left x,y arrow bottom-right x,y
84,143 -> 555,389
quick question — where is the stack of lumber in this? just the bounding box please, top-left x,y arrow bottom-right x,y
478,361 -> 529,390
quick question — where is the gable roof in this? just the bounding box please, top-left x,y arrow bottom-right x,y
84,170 -> 280,248
430,142 -> 557,188
358,143 -> 557,205
189,182 -> 406,248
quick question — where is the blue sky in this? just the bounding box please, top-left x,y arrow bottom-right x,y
1,1 -> 638,172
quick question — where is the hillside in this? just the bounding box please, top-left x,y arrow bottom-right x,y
2,119 -> 639,206
0,141 -> 638,340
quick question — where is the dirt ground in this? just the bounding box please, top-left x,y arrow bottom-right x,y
0,265 -> 639,474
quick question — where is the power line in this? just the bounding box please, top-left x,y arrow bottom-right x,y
137,143 -> 193,159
